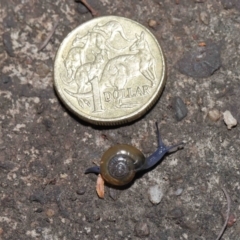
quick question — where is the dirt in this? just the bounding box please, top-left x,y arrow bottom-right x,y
1,0 -> 240,239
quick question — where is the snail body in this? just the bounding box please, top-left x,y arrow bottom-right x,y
85,123 -> 183,186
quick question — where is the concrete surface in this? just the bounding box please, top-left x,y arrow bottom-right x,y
0,0 -> 240,239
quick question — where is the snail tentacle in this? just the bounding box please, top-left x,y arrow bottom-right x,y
140,123 -> 183,171
85,166 -> 100,174
155,122 -> 163,148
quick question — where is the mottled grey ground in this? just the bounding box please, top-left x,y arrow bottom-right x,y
1,0 -> 240,239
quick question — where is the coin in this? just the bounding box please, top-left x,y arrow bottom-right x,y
54,16 -> 166,125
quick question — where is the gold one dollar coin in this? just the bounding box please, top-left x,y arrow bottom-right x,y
54,16 -> 166,125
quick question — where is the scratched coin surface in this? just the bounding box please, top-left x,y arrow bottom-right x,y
54,16 -> 166,125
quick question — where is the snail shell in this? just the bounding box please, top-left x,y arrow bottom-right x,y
100,144 -> 145,186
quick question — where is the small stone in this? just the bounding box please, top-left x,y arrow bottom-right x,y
2,32 -> 15,57
76,2 -> 89,14
60,173 -> 68,179
34,208 -> 43,213
227,213 -> 236,227
36,103 -> 45,114
84,227 -> 91,234
0,227 -> 3,235
169,207 -> 184,219
208,109 -> 221,122
35,63 -> 50,77
223,110 -> 237,129
148,185 -> 164,204
76,187 -> 86,195
220,0 -> 240,11
46,209 -> 55,217
148,19 -> 157,29
2,74 -> 11,84
93,214 -> 100,221
109,187 -> 121,201
175,188 -> 183,196
176,42 -> 221,78
20,167 -> 29,176
134,222 -> 150,238
29,191 -> 45,204
107,216 -> 116,222
85,211 -> 100,223
199,11 -> 210,25
173,97 -> 188,121
68,193 -> 77,201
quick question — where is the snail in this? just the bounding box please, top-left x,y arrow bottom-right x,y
85,123 -> 184,186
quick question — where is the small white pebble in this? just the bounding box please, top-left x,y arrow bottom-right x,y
199,11 -> 210,25
208,109 -> 221,122
183,233 -> 188,239
175,188 -> 183,196
223,110 -> 237,130
148,185 -> 164,204
60,173 -> 68,179
148,19 -> 157,28
85,227 -> 91,234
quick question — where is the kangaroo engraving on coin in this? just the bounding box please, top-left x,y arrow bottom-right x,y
54,16 -> 166,125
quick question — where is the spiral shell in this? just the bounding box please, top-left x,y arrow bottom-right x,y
100,144 -> 145,186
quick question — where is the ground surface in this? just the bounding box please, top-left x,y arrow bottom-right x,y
0,0 -> 240,239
